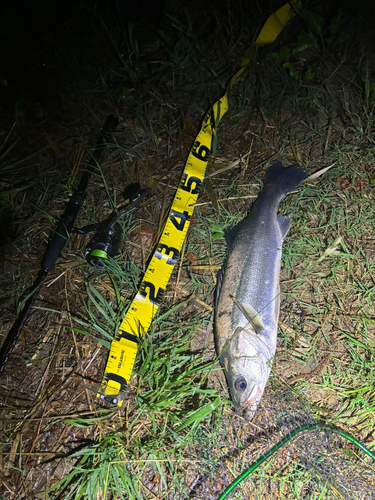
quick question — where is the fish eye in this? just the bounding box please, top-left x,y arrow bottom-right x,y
234,377 -> 247,392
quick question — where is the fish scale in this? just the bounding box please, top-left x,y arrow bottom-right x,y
214,160 -> 307,421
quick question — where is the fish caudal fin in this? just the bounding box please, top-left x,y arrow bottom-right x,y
263,160 -> 307,196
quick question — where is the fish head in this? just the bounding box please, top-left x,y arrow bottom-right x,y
223,328 -> 272,421
227,357 -> 266,421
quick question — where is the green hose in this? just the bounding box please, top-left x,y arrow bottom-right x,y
217,424 -> 375,500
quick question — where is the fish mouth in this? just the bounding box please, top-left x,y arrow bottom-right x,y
240,383 -> 262,410
241,385 -> 262,422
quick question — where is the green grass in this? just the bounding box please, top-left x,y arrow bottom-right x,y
278,160 -> 375,436
51,277 -> 224,499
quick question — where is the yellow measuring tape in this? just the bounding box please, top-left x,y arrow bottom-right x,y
96,1 -> 301,406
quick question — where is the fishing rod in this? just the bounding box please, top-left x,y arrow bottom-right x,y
0,114 -> 119,373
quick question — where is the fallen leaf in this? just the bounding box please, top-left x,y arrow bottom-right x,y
317,236 -> 343,262
305,163 -> 335,181
340,176 -> 367,191
185,253 -> 198,266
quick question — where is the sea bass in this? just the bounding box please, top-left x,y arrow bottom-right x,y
214,161 -> 306,421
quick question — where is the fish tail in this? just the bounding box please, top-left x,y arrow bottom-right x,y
263,160 -> 307,196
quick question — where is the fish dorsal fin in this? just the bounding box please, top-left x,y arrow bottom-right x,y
214,264 -> 225,311
277,214 -> 292,240
215,226 -> 239,308
224,226 -> 239,251
232,296 -> 264,334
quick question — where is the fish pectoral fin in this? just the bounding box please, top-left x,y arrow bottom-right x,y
231,296 -> 264,334
277,214 -> 292,240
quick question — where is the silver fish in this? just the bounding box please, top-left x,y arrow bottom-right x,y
214,161 -> 306,421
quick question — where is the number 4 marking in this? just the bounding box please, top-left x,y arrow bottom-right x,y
170,210 -> 191,231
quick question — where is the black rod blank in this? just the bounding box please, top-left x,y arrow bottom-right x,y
0,115 -> 119,372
